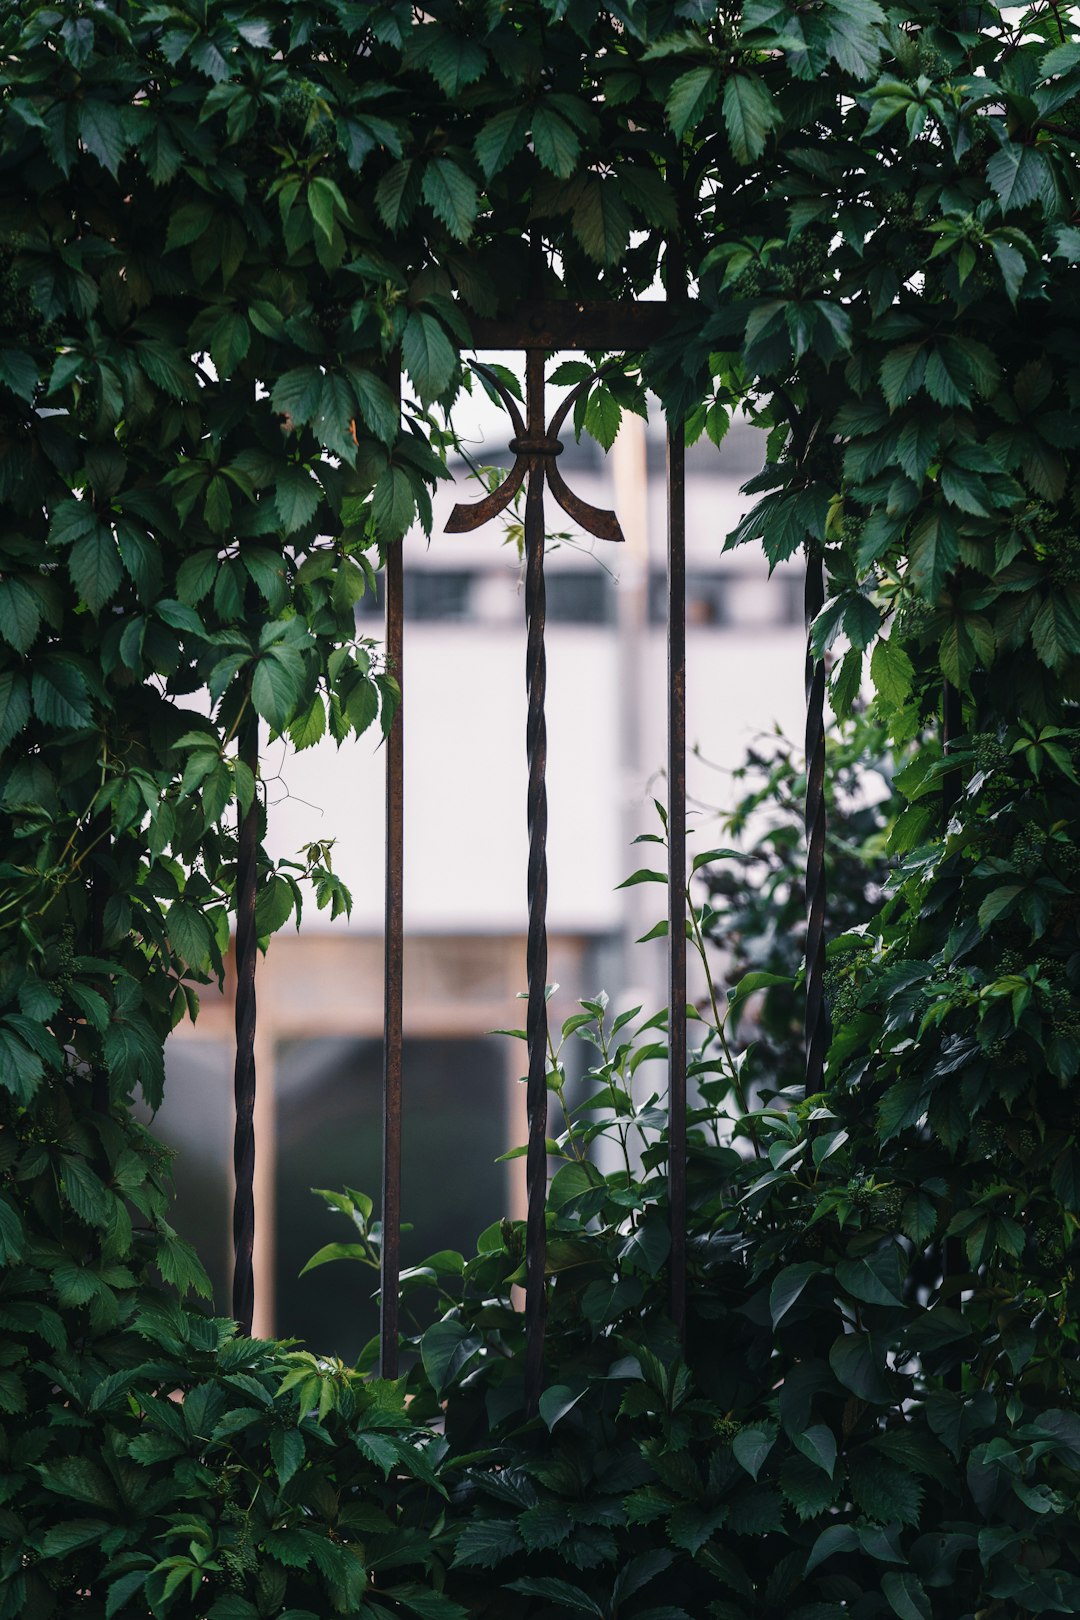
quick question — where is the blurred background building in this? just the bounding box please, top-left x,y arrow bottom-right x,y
153,385 -> 807,1360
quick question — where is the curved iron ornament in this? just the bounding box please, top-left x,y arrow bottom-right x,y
446,353 -> 624,1411
446,359 -> 626,545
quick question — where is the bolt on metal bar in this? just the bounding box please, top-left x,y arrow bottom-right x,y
523,348 -> 550,1413
232,703 -> 259,1335
380,381 -> 405,1380
667,421 -> 688,1338
804,548 -> 828,1096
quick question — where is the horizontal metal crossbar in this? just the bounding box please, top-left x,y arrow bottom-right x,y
466,299 -> 678,351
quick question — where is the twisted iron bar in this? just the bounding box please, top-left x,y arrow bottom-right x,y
380,533 -> 405,1379
523,369 -> 549,1409
231,703 -> 259,1335
804,548 -> 828,1096
667,420 -> 687,1337
446,351 -> 624,1412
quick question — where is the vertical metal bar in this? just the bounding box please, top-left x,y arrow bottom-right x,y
804,547 -> 828,1096
941,678 -> 963,1358
380,533 -> 405,1378
942,679 -> 963,814
524,347 -> 549,1413
667,423 -> 687,1338
231,703 -> 259,1335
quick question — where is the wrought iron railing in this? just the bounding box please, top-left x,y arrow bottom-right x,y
227,298 -> 831,1413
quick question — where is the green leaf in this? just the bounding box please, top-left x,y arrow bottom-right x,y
275,465 -> 321,534
723,73 -> 778,163
0,672 -> 30,753
583,384 -> 621,451
882,1572 -> 931,1620
271,1427 -> 305,1487
31,656 -> 92,729
373,467 -> 416,541
908,508 -> 958,600
167,901 -> 212,967
0,578 -> 42,652
667,65 -> 721,139
453,1518 -> 524,1569
422,158 -> 478,241
351,369 -> 399,447
793,1424 -> 837,1478
35,1457 -> 117,1511
770,1261 -> 823,1326
987,144 -> 1049,213
402,311 -> 457,403
78,97 -> 127,175
474,108 -> 529,179
571,176 -> 631,265
505,1578 -> 603,1618
252,654 -> 301,730
0,348 -> 39,404
539,1384 -> 587,1431
69,521 -> 123,614
532,106 -> 581,177
732,1425 -> 775,1481
829,1332 -> 891,1403
835,1247 -> 904,1306
421,1319 -> 479,1396
871,636 -> 914,708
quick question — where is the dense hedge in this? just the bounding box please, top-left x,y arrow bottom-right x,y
3,0 -> 1080,1616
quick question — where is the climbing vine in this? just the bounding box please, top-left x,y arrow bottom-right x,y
3,0 -> 1080,1615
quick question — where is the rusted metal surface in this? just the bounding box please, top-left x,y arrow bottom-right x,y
232,704 -> 259,1335
467,299 -> 677,353
380,394 -> 405,1380
667,422 -> 687,1337
443,349 -> 630,1410
523,349 -> 550,1413
447,362 -> 625,544
803,548 -> 828,1096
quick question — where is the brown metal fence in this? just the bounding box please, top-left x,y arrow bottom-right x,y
227,297 -> 831,1411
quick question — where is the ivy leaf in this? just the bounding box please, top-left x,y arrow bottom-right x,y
0,348 -> 39,404
422,158 -> 478,241
987,144 -> 1049,213
0,578 -> 42,652
31,656 -> 93,730
275,466 -> 321,534
407,27 -> 487,96
583,384 -> 621,450
271,1427 -> 305,1487
78,98 -> 127,175
453,1518 -> 524,1569
571,176 -> 631,265
908,508 -> 958,600
350,369 -> 399,447
475,108 -> 529,179
723,73 -> 779,163
532,105 -> 581,177
666,65 -> 721,139
35,1458 -> 117,1511
372,466 -> 416,542
375,159 -> 420,233
871,636 -> 914,708
252,653 -> 301,731
402,311 -> 456,403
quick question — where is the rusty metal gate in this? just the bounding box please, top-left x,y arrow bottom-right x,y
228,297 -> 830,1412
